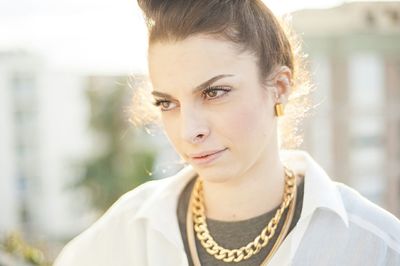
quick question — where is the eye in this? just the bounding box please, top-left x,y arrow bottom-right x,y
152,99 -> 177,112
202,86 -> 231,100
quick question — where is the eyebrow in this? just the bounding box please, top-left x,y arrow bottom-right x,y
151,74 -> 234,99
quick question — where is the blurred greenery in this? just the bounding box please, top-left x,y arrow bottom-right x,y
0,231 -> 50,266
76,76 -> 156,211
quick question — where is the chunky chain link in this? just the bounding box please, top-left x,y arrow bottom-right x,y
191,167 -> 296,263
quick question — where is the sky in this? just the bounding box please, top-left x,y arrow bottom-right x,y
0,0 -> 394,74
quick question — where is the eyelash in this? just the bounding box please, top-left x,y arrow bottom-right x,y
201,86 -> 231,101
152,86 -> 231,112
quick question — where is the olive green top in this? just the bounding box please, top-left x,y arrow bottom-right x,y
177,175 -> 305,266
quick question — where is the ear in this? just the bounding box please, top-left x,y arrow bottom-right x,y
269,66 -> 292,105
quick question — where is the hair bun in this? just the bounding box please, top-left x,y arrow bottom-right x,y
137,0 -> 162,11
137,0 -> 186,19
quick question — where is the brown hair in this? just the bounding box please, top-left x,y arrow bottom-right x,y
131,0 -> 315,149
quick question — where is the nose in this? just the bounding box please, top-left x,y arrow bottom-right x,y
180,106 -> 210,144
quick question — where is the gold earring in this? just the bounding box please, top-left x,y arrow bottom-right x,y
274,103 -> 284,117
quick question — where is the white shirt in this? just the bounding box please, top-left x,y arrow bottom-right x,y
54,149 -> 400,266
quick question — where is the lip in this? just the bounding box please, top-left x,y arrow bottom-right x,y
189,148 -> 227,166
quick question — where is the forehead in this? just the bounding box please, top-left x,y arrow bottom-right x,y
148,35 -> 257,92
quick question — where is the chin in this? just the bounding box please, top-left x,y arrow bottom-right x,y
194,167 -> 235,184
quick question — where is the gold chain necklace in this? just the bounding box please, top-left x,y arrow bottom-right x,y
187,167 -> 297,263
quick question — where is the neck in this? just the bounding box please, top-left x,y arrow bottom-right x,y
201,145 -> 287,222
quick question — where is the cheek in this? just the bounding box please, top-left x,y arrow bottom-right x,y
162,117 -> 181,145
220,103 -> 269,140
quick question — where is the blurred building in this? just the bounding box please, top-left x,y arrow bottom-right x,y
0,50 -> 94,242
0,51 -> 171,250
292,1 -> 400,217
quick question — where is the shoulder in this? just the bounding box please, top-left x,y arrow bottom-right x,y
53,177 -> 174,266
334,182 -> 400,253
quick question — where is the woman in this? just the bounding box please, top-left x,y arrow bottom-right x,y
55,0 -> 400,265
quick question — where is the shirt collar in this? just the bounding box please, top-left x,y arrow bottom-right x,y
133,149 -> 349,249
133,164 -> 195,249
280,149 -> 349,228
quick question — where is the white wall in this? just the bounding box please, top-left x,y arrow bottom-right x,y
0,51 -> 94,239
36,70 -> 93,237
0,56 -> 19,234
348,53 -> 385,205
309,54 -> 334,175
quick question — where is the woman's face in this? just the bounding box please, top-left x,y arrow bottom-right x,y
148,35 -> 279,183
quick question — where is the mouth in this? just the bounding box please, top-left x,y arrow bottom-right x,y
190,148 -> 228,165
